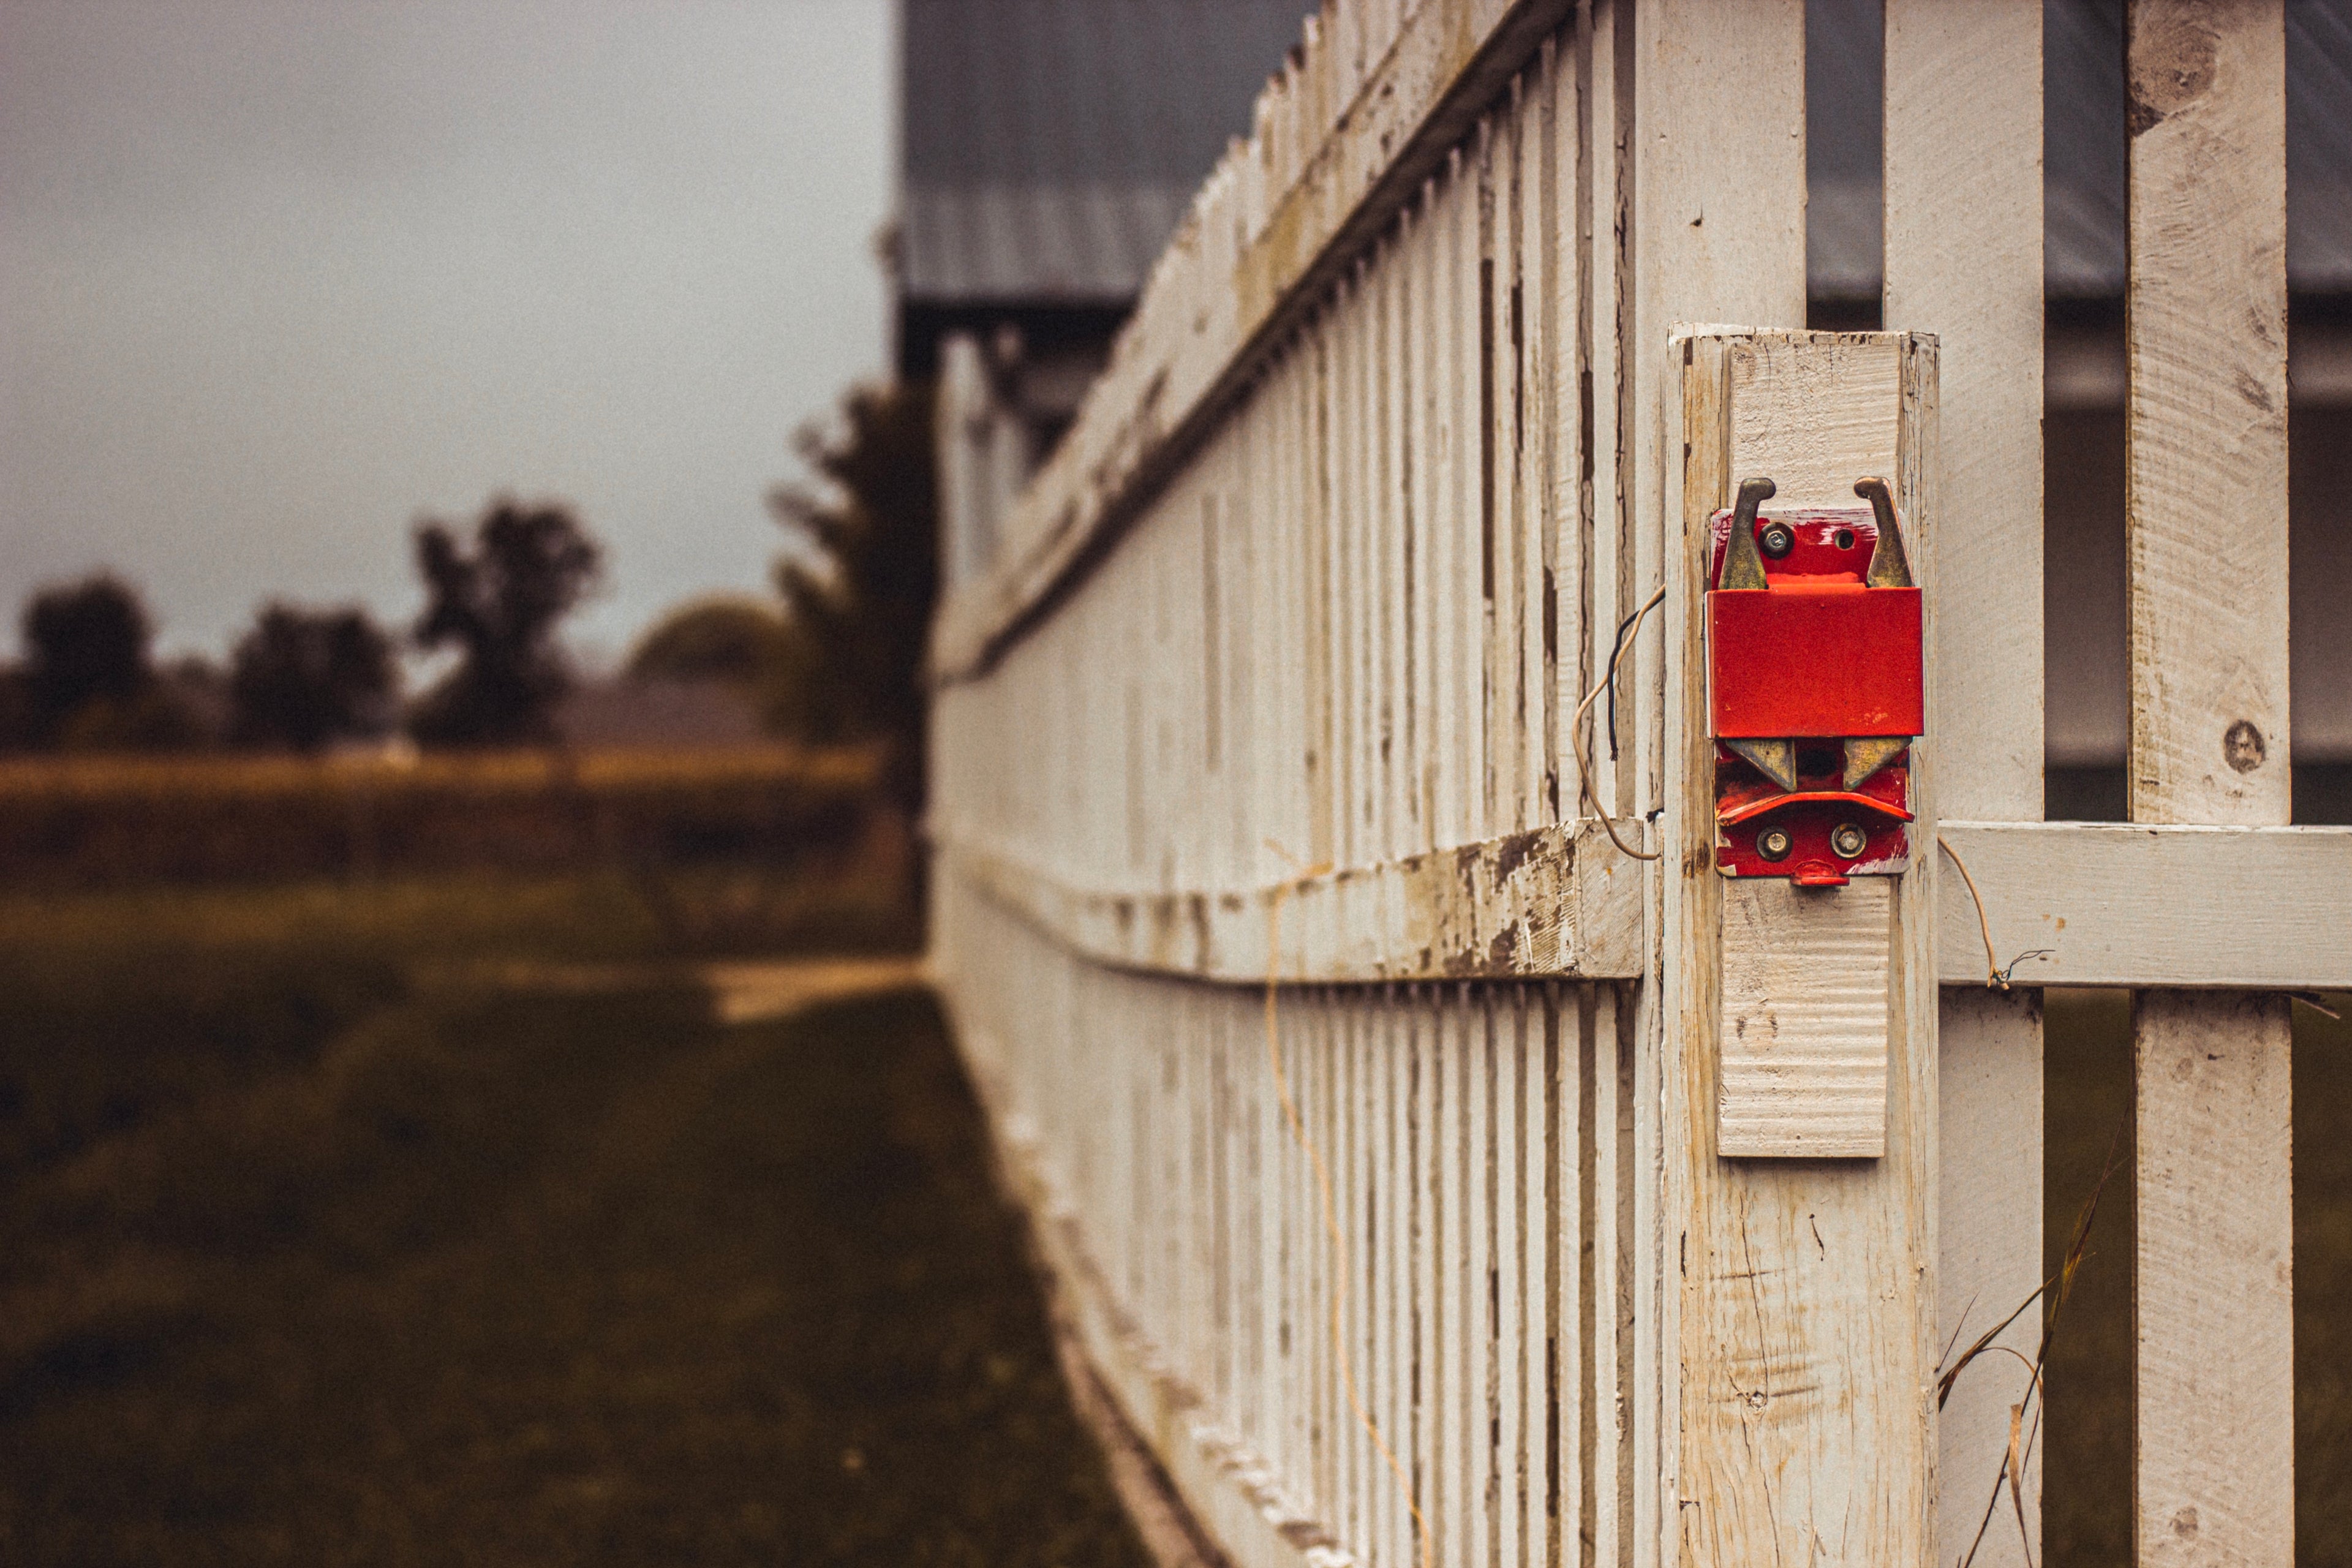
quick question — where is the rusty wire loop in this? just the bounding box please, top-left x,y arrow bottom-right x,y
1572,585 -> 1666,861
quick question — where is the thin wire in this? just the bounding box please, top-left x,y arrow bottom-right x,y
1937,834 -> 2052,989
1570,585 -> 1666,861
1264,842 -> 1433,1568
1602,599 -> 1645,762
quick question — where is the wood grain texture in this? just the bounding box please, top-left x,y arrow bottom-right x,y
1668,330 -> 1937,1568
1935,821 -> 2352,987
1882,7 -> 2048,1559
938,816 -> 1646,986
1632,13 -> 1812,1565
2126,0 -> 2290,829
2126,4 -> 2293,1564
1717,879 -> 1893,1158
1882,9 -> 2051,1561
2133,989 -> 2294,1568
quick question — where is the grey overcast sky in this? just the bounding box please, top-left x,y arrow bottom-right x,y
0,0 -> 893,665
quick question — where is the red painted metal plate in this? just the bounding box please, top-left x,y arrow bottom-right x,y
1714,753 -> 1913,881
1708,583 -> 1923,739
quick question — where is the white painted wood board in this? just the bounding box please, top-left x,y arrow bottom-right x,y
1936,821 -> 2352,988
2125,3 -> 2295,1564
1883,4 -> 2048,1559
2126,0 -> 2292,830
1717,878 -> 1893,1158
1885,0 -> 2046,826
1633,15 -> 1814,1564
1934,987 -> 2045,1564
939,818 -> 1647,986
2133,990 -> 2294,1568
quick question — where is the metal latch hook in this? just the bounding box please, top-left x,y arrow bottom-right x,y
1854,476 -> 1913,589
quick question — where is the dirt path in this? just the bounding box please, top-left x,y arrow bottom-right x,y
702,957 -> 925,1023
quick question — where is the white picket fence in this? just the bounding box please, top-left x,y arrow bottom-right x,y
927,4 -> 2350,1566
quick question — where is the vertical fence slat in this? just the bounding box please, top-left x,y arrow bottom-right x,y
1880,5 -> 2048,1561
1635,11 -> 1810,1568
1496,989 -> 1525,1568
1668,330 -> 1939,1568
1433,164 -> 1464,854
2125,3 -> 2294,1564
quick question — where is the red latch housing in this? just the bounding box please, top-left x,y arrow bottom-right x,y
1706,476 -> 1922,885
1708,584 -> 1922,739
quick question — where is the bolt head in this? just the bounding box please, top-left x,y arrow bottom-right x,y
1830,822 -> 1869,858
1758,521 -> 1795,559
1756,826 -> 1793,861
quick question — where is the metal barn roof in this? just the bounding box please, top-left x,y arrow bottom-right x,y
899,0 -> 1313,304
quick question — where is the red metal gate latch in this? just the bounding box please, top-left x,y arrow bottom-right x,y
1707,475 -> 1922,888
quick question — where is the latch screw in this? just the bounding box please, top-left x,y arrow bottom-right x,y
1758,520 -> 1795,559
1757,826 -> 1794,861
1830,822 -> 1869,858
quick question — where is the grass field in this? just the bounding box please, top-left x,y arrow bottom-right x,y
0,873 -> 1145,1567
0,745 -> 887,887
1,870 -> 2343,1563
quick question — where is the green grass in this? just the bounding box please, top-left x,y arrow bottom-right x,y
0,876 -> 1142,1567
0,869 -> 913,1187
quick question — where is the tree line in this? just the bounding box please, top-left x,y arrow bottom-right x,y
2,382 -> 938,802
1,499 -> 602,755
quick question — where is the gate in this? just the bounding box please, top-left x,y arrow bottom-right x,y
926,4 -> 2351,1564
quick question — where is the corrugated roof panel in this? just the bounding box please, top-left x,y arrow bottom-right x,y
900,0 -> 1308,303
901,184 -> 1195,301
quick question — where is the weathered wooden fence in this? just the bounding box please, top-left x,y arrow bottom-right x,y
928,4 -> 2350,1566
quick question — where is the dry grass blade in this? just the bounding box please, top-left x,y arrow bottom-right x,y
1949,1118 -> 2124,1568
2007,1389 -> 2034,1568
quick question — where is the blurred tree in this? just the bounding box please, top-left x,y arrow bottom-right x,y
16,575 -> 205,750
23,576 -> 149,731
408,500 -> 601,748
0,670 -> 32,752
625,596 -> 796,689
767,381 -> 938,809
228,603 -> 398,752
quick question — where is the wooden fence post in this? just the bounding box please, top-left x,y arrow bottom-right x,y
2125,3 -> 2294,1564
1665,329 -> 1939,1568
